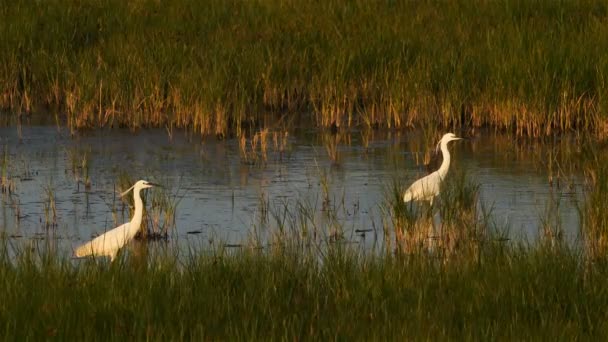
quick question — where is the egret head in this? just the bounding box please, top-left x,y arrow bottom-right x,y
435,133 -> 463,152
442,133 -> 462,143
121,180 -> 160,197
138,180 -> 159,190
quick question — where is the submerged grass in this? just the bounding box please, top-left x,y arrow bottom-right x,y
1,0 -> 608,136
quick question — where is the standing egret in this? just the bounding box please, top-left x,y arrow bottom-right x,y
403,133 -> 463,206
74,180 -> 159,261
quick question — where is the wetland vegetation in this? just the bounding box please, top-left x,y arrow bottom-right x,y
3,240 -> 608,340
1,0 -> 608,136
2,0 -> 608,339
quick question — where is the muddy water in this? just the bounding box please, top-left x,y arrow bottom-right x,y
0,126 -> 585,256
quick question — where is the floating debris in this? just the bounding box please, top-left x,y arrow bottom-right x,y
354,229 -> 373,233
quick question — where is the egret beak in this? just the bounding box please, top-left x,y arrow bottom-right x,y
146,182 -> 162,188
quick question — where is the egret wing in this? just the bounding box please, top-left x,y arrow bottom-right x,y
75,222 -> 134,258
403,171 -> 442,202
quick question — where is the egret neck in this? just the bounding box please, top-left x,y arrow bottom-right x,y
128,186 -> 145,239
437,139 -> 453,180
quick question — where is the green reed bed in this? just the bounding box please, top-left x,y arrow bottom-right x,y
0,241 -> 607,340
1,0 -> 607,136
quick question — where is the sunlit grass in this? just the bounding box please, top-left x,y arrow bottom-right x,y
1,0 -> 607,136
1,237 -> 608,340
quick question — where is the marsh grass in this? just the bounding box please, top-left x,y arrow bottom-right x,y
1,0 -> 607,137
436,170 -> 486,259
66,146 -> 92,190
0,147 -> 21,223
0,146 -> 16,195
146,186 -> 179,240
238,129 -> 268,165
1,234 -> 608,340
538,190 -> 567,249
323,131 -> 342,165
238,129 -> 289,165
580,143 -> 608,259
386,177 -> 432,254
42,184 -> 57,230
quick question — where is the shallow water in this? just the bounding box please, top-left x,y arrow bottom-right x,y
0,126 -> 585,256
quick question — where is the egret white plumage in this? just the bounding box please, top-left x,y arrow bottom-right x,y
403,133 -> 463,206
74,180 -> 159,261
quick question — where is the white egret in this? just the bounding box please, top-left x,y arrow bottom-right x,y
403,133 -> 463,206
74,180 -> 159,261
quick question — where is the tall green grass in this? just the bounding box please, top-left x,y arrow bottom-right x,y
1,240 -> 608,340
1,0 -> 607,136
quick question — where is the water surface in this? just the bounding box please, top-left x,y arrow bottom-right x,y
0,126 -> 585,256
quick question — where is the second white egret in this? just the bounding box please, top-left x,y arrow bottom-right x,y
403,133 -> 463,206
74,180 -> 159,261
